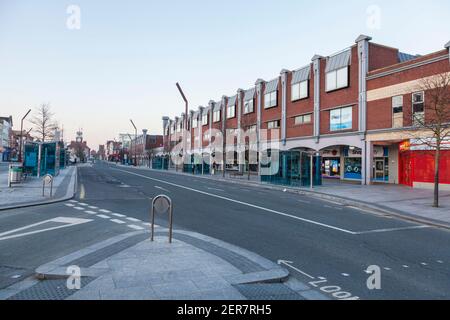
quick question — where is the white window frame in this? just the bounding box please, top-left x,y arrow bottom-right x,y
267,120 -> 280,129
213,110 -> 221,123
244,99 -> 254,114
227,104 -> 236,119
330,106 -> 353,131
264,91 -> 277,109
291,80 -> 309,101
294,114 -> 312,125
326,66 -> 349,92
412,91 -> 425,125
202,113 -> 208,126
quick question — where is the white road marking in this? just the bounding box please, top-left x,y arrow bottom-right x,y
353,225 -> 429,235
383,267 -> 391,271
88,206 -> 98,209
126,217 -> 141,222
73,207 -> 85,210
319,199 -> 343,206
0,217 -> 92,241
78,203 -> 88,206
341,273 -> 350,277
111,219 -> 126,224
99,209 -> 111,213
437,260 -> 444,264
114,169 -> 357,235
65,204 -> 75,207
277,260 -> 315,280
84,211 -> 97,215
69,200 -> 78,203
128,225 -> 144,230
80,184 -> 86,199
154,185 -> 170,192
403,265 -> 409,268
207,187 -> 224,192
112,213 -> 126,218
297,199 -> 311,204
421,262 -> 428,266
97,215 -> 111,219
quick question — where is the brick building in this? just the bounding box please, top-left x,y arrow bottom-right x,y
162,35 -> 450,190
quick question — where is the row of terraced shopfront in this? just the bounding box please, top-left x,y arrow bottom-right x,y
158,35 -> 450,190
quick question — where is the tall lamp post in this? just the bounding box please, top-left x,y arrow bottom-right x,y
130,119 -> 137,166
176,83 -> 188,172
18,109 -> 32,163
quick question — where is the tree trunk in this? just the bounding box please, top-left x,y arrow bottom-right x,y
433,144 -> 440,208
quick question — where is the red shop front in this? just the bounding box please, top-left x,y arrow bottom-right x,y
399,140 -> 450,188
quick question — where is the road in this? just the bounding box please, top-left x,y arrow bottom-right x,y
1,161 -> 449,299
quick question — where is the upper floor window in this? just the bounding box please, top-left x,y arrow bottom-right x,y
294,114 -> 312,125
291,80 -> 309,101
267,120 -> 281,129
412,92 -> 424,126
392,95 -> 403,128
244,99 -> 254,114
192,118 -> 198,129
330,106 -> 352,131
202,113 -> 208,126
213,110 -> 221,123
264,91 -> 277,109
248,125 -> 257,132
326,67 -> 349,92
227,104 -> 236,119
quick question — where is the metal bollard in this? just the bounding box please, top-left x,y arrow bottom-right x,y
150,195 -> 173,243
42,174 -> 54,197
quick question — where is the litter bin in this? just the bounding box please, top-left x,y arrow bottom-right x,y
8,165 -> 23,187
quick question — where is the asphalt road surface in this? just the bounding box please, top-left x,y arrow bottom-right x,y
1,161 -> 449,299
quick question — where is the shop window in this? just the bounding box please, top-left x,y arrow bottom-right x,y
392,95 -> 403,128
264,91 -> 277,109
244,99 -> 254,114
326,67 -> 349,92
294,114 -> 312,125
291,80 -> 309,101
412,92 -> 424,126
330,106 -> 352,131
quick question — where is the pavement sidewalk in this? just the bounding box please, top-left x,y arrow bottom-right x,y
1,230 -> 327,300
116,163 -> 450,229
0,165 -> 77,211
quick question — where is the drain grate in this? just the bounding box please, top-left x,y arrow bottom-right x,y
233,283 -> 305,300
8,277 -> 95,300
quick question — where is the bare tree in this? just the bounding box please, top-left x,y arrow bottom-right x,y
29,103 -> 58,142
412,73 -> 450,208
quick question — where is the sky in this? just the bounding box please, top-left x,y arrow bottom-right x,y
1,0 -> 449,150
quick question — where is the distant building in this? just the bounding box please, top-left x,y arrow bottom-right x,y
129,129 -> 163,166
0,116 -> 13,162
98,145 -> 106,160
67,130 -> 91,163
10,130 -> 34,161
106,140 -> 122,162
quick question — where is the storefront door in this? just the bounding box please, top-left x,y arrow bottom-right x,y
374,159 -> 385,181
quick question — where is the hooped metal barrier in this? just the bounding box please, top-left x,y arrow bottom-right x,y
42,174 -> 54,197
150,195 -> 173,243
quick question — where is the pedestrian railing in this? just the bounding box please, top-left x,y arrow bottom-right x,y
150,195 -> 173,243
42,174 -> 54,197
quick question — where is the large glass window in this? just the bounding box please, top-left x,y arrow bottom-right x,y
392,95 -> 403,128
244,99 -> 254,114
267,120 -> 280,129
330,106 -> 352,131
227,104 -> 236,119
291,80 -> 309,101
326,67 -> 349,92
264,91 -> 277,108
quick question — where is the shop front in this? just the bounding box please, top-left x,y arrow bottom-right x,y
372,146 -> 390,183
321,148 -> 341,179
343,147 -> 362,181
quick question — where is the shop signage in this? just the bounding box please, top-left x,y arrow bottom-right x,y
373,146 -> 386,157
322,148 -> 341,157
346,148 -> 362,158
399,140 -> 410,152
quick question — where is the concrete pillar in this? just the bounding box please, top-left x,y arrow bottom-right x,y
237,89 -> 244,173
355,34 -> 372,133
255,79 -> 265,178
362,141 -> 374,185
311,55 -> 323,144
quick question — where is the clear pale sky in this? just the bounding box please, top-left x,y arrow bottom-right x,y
1,0 -> 449,150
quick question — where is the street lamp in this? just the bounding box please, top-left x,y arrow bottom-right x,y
18,109 -> 32,163
176,83 -> 188,172
130,119 -> 137,166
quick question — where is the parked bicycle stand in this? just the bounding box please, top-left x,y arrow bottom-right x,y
42,174 -> 54,198
150,195 -> 173,243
